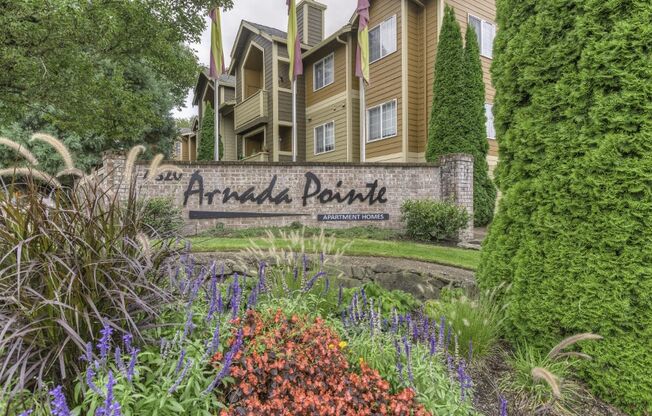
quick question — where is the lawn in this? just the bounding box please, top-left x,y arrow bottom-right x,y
188,236 -> 481,271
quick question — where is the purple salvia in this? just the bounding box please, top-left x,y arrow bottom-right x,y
438,316 -> 446,350
182,310 -> 195,340
446,325 -> 452,354
18,410 -> 33,416
122,333 -> 133,353
412,322 -> 419,343
391,308 -> 398,333
209,320 -> 220,356
457,359 -> 470,401
303,271 -> 326,292
341,310 -> 347,327
174,349 -> 187,374
204,328 -> 244,393
98,322 -> 113,362
217,290 -> 224,314
168,358 -> 194,394
49,386 -> 70,416
114,346 -> 125,374
337,284 -> 343,307
447,354 -> 455,376
96,371 -> 121,416
499,396 -> 508,416
85,367 -> 103,396
81,341 -> 93,363
293,265 -> 298,282
126,348 -> 139,382
402,336 -> 414,384
429,333 -> 437,355
322,277 -> 330,295
361,287 -> 367,309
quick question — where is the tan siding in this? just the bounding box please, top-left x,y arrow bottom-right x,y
278,90 -> 293,122
306,98 -> 348,162
307,4 -> 324,46
278,90 -> 307,160
365,0 -> 403,160
407,1 -> 424,154
221,114 -> 237,160
305,44 -> 347,107
223,87 -> 235,102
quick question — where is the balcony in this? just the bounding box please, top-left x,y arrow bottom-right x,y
234,89 -> 268,133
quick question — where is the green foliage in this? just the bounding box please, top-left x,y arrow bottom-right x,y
199,223 -> 402,241
0,1 -> 233,167
425,287 -> 504,361
197,104 -> 224,161
463,26 -> 496,226
140,197 -> 184,237
500,343 -> 580,415
401,199 -> 469,242
0,179 -> 179,393
426,6 -> 496,226
345,331 -> 479,415
480,0 -> 652,412
356,283 -> 421,315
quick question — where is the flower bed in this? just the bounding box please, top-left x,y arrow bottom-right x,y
4,254 -> 480,416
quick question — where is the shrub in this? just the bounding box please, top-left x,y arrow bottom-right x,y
425,6 -> 496,227
479,0 -> 652,412
214,310 -> 430,415
424,287 -> 505,361
140,197 -> 184,237
401,200 -> 469,242
197,103 -> 223,161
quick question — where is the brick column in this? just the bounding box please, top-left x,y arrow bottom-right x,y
439,153 -> 474,242
100,152 -> 127,198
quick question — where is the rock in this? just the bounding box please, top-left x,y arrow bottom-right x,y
372,263 -> 401,274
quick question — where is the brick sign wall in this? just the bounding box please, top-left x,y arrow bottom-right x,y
101,154 -> 474,240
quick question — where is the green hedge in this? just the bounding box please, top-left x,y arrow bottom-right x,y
140,197 -> 184,237
426,6 -> 496,226
400,199 -> 468,242
479,0 -> 652,413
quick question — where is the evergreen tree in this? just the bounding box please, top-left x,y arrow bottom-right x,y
197,104 -> 223,161
479,0 -> 652,413
463,25 -> 496,226
426,6 -> 496,226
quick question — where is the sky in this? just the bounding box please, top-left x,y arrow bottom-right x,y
174,0 -> 357,119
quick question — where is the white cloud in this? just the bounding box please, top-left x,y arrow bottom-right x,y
174,0 -> 356,119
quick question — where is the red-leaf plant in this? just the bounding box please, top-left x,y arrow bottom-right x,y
211,310 -> 431,416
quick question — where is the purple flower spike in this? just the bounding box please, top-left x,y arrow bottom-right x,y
337,284 -> 343,307
49,386 -> 70,416
303,271 -> 326,292
85,367 -> 103,396
126,348 -> 139,382
174,349 -> 187,374
168,358 -> 194,394
98,322 -> 113,362
81,341 -> 93,363
122,333 -> 133,353
114,347 -> 125,373
96,371 -> 121,416
204,328 -> 244,393
209,321 -> 220,356
182,311 -> 195,340
499,395 -> 508,416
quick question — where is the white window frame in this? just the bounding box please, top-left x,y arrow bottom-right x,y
468,14 -> 496,59
314,121 -> 336,155
366,99 -> 398,143
369,15 -> 397,64
485,103 -> 496,139
313,53 -> 335,91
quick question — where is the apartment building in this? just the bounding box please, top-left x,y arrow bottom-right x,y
192,0 -> 498,171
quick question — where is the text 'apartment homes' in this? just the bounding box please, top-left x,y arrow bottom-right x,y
176,0 -> 498,173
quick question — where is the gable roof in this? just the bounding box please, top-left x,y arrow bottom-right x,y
192,69 -> 235,106
244,21 -> 287,39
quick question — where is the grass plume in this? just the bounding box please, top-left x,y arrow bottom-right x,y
531,367 -> 562,399
30,133 -> 74,170
124,145 -> 146,184
0,137 -> 39,165
0,167 -> 61,187
548,333 -> 603,359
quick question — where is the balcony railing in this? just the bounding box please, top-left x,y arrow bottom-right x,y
240,151 -> 270,162
234,90 -> 268,131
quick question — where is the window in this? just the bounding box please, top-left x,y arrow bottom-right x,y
315,121 -> 335,154
468,15 -> 496,58
369,15 -> 397,63
485,103 -> 495,139
367,100 -> 397,142
313,53 -> 334,91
